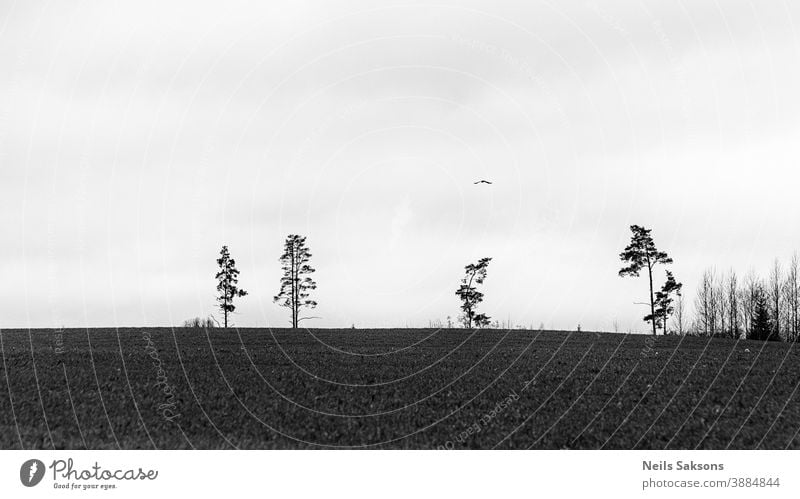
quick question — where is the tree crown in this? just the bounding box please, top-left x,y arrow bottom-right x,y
619,225 -> 673,277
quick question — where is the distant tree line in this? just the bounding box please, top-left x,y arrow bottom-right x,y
690,255 -> 799,341
616,224 -> 799,342
183,316 -> 217,329
185,225 -> 798,340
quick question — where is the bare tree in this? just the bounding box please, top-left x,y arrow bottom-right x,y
787,253 -> 800,342
737,286 -> 749,338
726,270 -> 740,339
694,268 -> 715,336
715,271 -> 728,337
672,293 -> 686,335
768,259 -> 784,340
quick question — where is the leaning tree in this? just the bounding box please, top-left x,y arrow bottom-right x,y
619,225 -> 674,336
215,245 -> 248,329
455,257 -> 492,329
274,234 -> 317,329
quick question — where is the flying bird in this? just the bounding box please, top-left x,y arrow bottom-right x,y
474,180 -> 492,185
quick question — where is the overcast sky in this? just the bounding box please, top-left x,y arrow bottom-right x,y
2,0 -> 799,331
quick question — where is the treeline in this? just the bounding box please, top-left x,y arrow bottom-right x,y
689,255 -> 799,341
183,225 -> 798,342
615,225 -> 800,343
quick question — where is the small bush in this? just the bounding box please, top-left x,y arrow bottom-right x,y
182,316 -> 217,329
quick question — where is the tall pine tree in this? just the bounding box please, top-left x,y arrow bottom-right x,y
215,245 -> 247,329
619,225 -> 674,335
274,235 -> 317,328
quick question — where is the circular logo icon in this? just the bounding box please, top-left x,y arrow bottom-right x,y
20,459 -> 45,487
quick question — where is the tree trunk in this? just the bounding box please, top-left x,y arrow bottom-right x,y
224,279 -> 228,329
289,244 -> 297,329
647,260 -> 656,336
466,271 -> 476,329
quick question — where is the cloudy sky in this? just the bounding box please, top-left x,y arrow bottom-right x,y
2,0 -> 799,331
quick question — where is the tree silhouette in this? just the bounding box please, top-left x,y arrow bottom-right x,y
768,259 -> 783,340
788,254 -> 800,342
274,235 -> 317,328
647,270 -> 682,335
750,287 -> 774,341
455,257 -> 492,329
694,269 -> 715,336
726,270 -> 740,339
619,225 -> 674,335
673,293 -> 686,335
215,245 -> 247,329
738,270 -> 759,337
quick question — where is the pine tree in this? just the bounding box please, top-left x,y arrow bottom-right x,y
619,225 -> 674,335
274,235 -> 317,328
215,245 -> 248,329
455,257 -> 492,329
648,271 -> 682,335
750,287 -> 773,341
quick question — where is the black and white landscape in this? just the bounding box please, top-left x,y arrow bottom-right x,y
1,0 -> 799,450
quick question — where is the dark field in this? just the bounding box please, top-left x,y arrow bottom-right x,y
1,328 -> 799,449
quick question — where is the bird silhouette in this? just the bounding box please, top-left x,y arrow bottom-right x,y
474,180 -> 492,185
